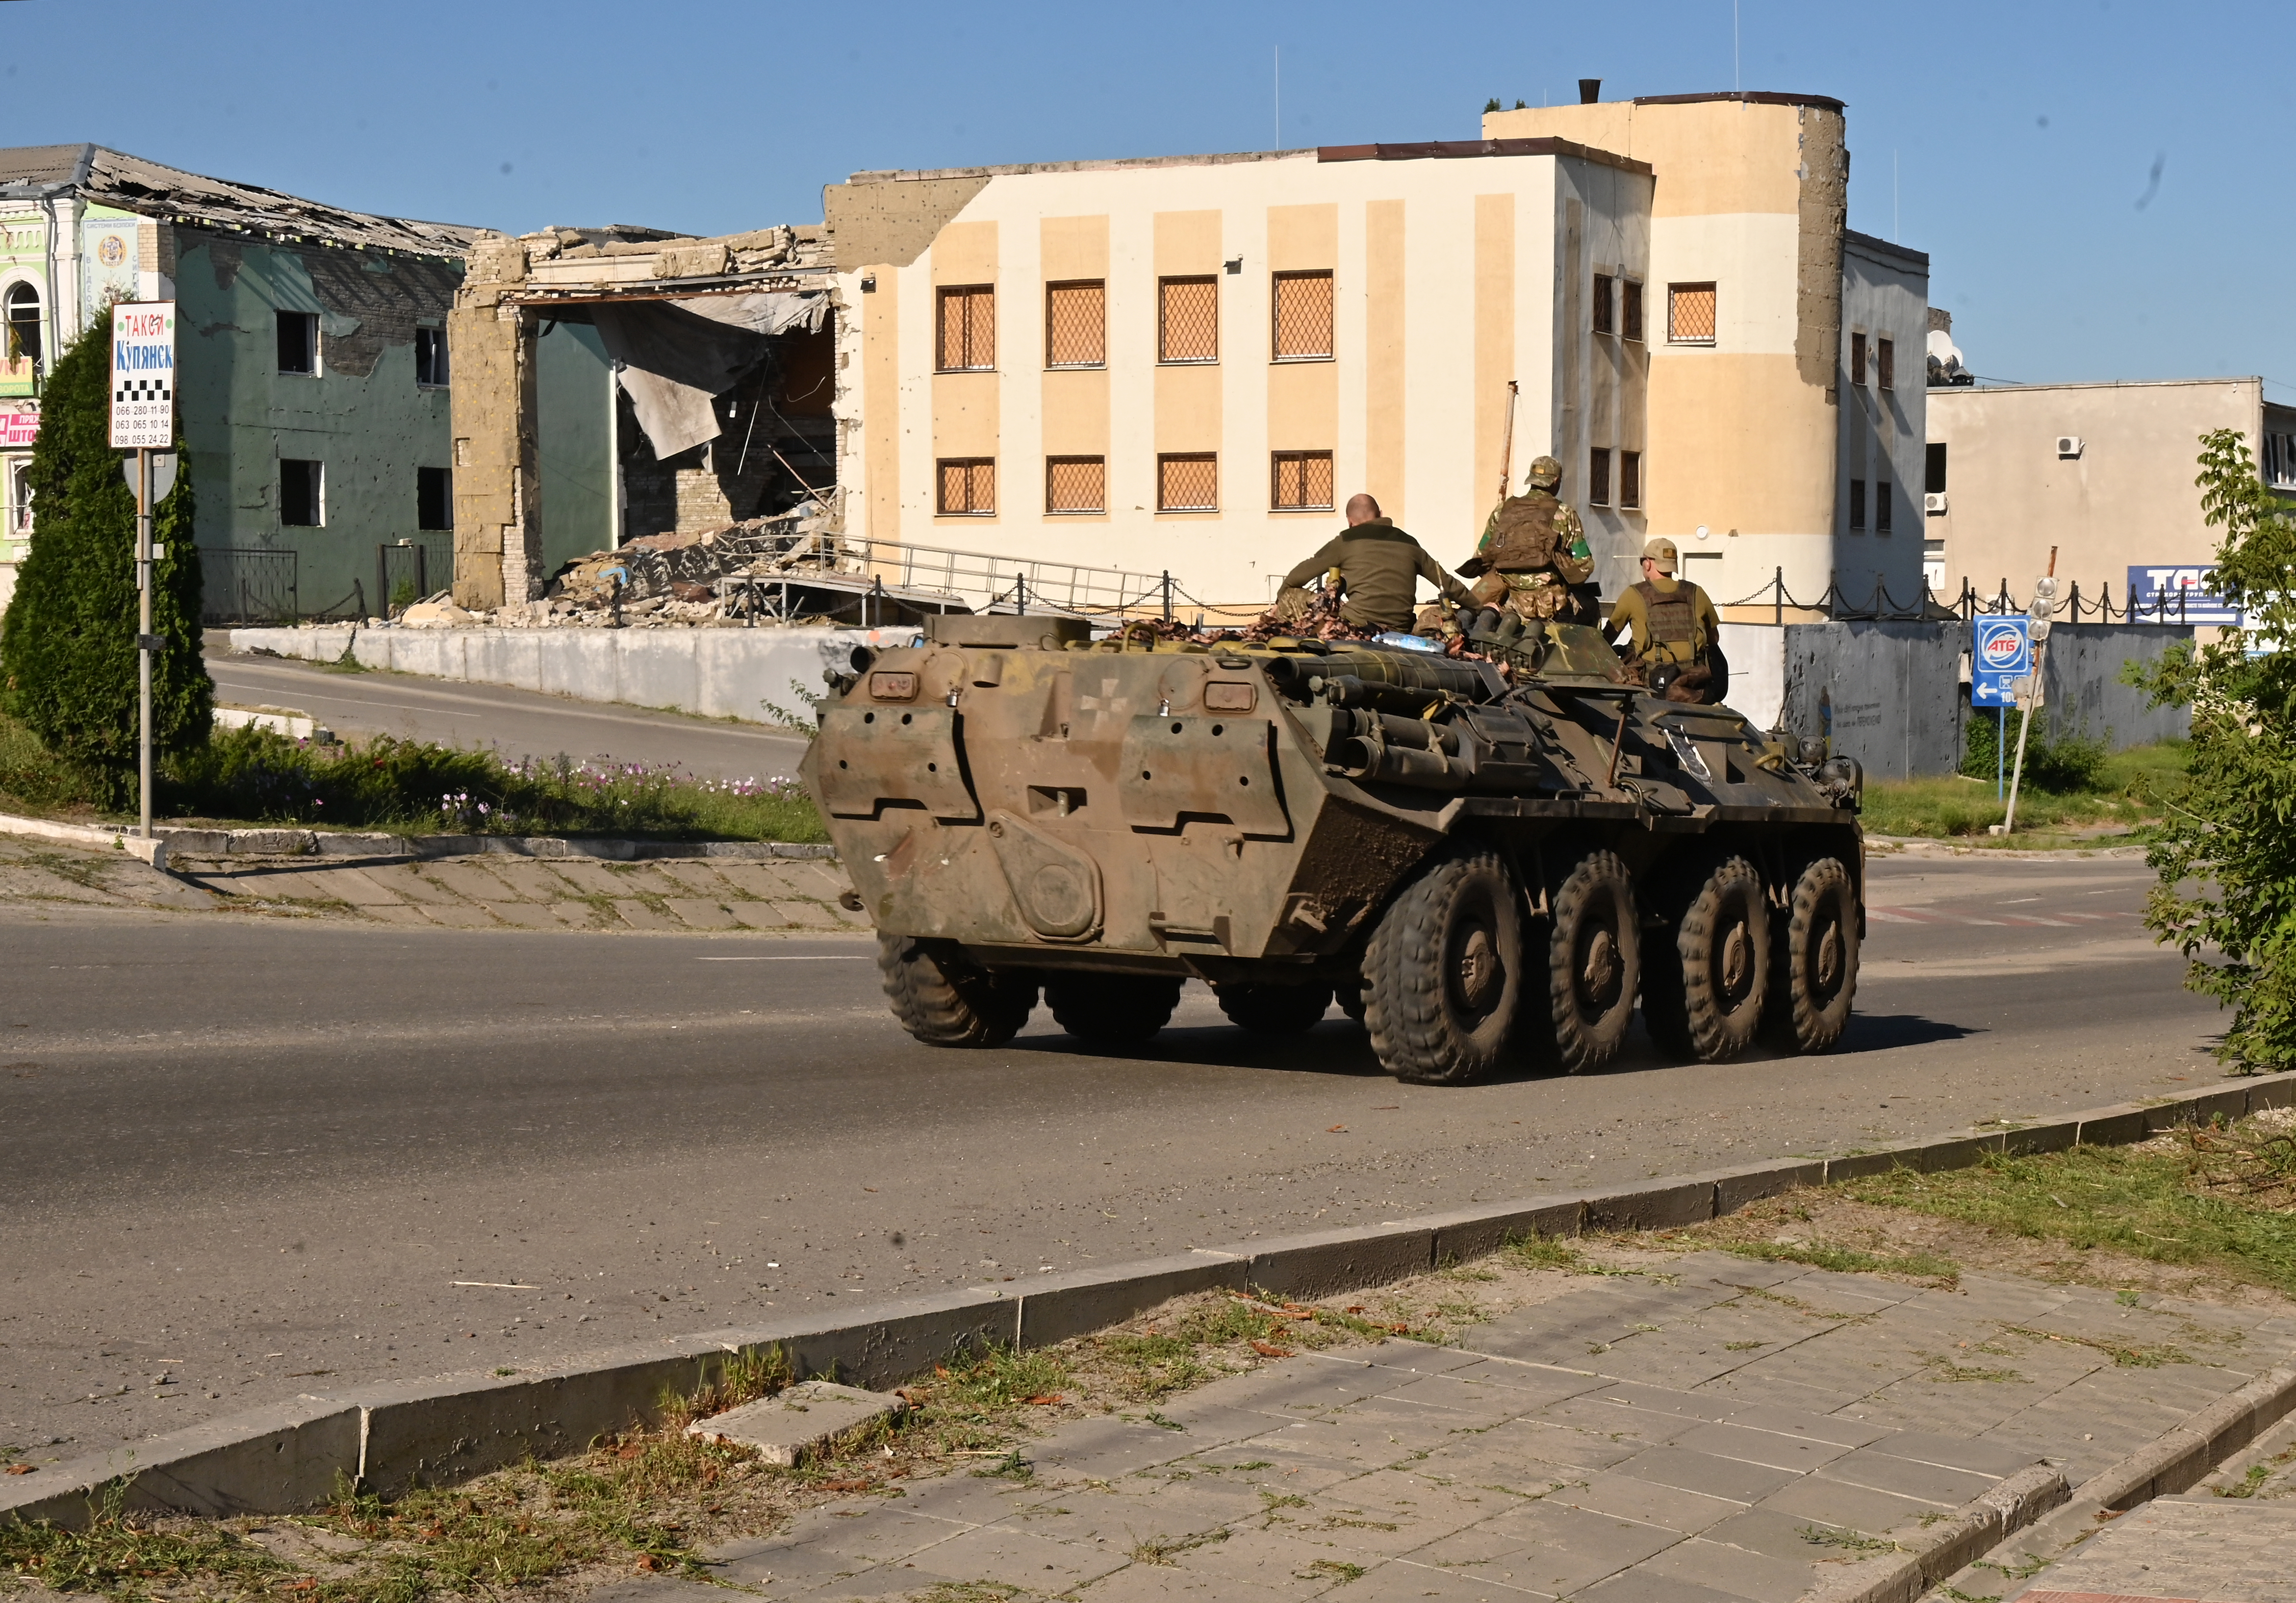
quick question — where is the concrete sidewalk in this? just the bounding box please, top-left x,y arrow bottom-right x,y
589,1252 -> 2296,1603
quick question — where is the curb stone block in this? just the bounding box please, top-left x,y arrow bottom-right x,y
1709,1160 -> 1825,1214
1823,1144 -> 1929,1183
312,832 -> 410,859
1015,1254 -> 1249,1348
1244,1226 -> 1436,1298
686,1381 -> 904,1466
156,828 -> 231,854
2146,1087 -> 2248,1130
2076,1105 -> 2151,1146
1580,1178 -> 1717,1232
1917,1132 -> 2007,1173
2247,1072 -> 2296,1112
2002,1119 -> 2081,1157
0,1397 -> 360,1529
717,1288 -> 1021,1392
1800,1462 -> 2067,1603
2079,1364 -> 2296,1511
225,829 -> 313,855
1419,1196 -> 1587,1261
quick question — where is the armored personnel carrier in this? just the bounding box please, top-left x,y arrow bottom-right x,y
799,613 -> 1863,1085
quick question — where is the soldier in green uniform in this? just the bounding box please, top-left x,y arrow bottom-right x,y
1606,536 -> 1725,700
1456,455 -> 1596,638
1276,493 -> 1474,636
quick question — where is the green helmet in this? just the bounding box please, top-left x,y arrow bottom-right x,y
1525,455 -> 1562,490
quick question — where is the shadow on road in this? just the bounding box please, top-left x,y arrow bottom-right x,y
1833,1012 -> 1985,1053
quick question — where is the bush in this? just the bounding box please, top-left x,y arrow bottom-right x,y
0,313 -> 209,806
1960,704 -> 2109,792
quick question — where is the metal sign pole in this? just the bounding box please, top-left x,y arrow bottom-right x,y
137,446 -> 152,840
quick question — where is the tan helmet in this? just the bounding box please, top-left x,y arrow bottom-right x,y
1524,455 -> 1562,490
1642,536 -> 1679,574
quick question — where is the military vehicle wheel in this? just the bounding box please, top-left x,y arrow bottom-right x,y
1046,974 -> 1185,1044
1547,852 -> 1639,1074
1216,982 -> 1334,1035
877,935 -> 1038,1048
1642,857 -> 1769,1063
1764,858 -> 1859,1053
1362,847 -> 1524,1085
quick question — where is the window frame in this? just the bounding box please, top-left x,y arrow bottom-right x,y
1157,276 -> 1220,365
1156,452 -> 1219,512
1588,447 -> 1611,508
277,310 -> 319,377
1270,270 -> 1335,362
1666,282 -> 1717,346
1877,337 -> 1895,391
1924,442 -> 1948,494
280,457 -> 324,527
1044,280 -> 1105,370
1848,477 -> 1867,532
417,466 -> 453,532
1591,273 -> 1614,337
1044,455 -> 1106,514
1269,449 -> 1335,512
934,285 -> 996,373
414,325 -> 450,388
1620,450 -> 1641,511
1621,280 -> 1644,343
1850,331 -> 1867,386
1876,480 -> 1893,534
935,456 -> 997,516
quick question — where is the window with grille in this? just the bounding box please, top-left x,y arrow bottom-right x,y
1667,283 -> 1716,345
1046,456 -> 1105,513
1588,448 -> 1611,508
1622,280 -> 1644,342
1850,331 -> 1867,385
1877,337 -> 1895,390
1270,451 -> 1333,510
1876,481 -> 1893,534
1158,277 -> 1218,363
1592,274 -> 1614,336
1157,453 -> 1218,511
1620,450 -> 1641,510
1045,281 -> 1104,368
937,457 -> 996,515
936,285 -> 995,372
1272,271 -> 1333,360
1848,478 -> 1867,531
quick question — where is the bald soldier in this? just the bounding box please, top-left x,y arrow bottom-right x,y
1458,455 -> 1596,632
1277,493 -> 1474,635
1607,535 -> 1722,677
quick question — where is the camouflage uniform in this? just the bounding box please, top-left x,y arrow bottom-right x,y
1458,457 -> 1595,624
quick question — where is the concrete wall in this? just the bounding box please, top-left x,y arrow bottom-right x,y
1836,231 -> 1929,610
227,624 -> 922,723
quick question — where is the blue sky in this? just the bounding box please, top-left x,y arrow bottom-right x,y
5,0 -> 2284,396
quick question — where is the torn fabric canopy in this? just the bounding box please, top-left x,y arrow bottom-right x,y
588,292 -> 826,458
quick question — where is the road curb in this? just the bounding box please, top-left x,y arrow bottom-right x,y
7,1069 -> 2292,1529
2076,1363 -> 2296,1513
154,829 -> 838,862
1799,1462 -> 2070,1603
0,811 -> 168,870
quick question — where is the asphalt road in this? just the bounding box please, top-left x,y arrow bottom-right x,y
0,851 -> 2224,1464
204,649 -> 812,784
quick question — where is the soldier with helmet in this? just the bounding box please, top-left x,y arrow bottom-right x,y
1456,455 -> 1596,639
1607,535 -> 1725,701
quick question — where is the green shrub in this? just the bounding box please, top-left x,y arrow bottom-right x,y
1960,703 -> 2109,792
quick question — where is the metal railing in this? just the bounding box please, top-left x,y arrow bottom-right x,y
1713,567 -> 2217,626
745,531 -> 1191,621
378,534 -> 454,616
200,548 -> 300,625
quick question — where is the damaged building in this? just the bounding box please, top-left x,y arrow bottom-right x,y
0,144 -> 480,619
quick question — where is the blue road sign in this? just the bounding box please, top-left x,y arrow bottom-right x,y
1971,615 -> 2031,708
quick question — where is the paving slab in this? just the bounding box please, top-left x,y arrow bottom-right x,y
685,1380 -> 904,1467
2006,1496 -> 2296,1602
663,896 -> 740,930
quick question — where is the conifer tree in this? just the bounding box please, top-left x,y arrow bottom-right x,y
0,314 -> 209,807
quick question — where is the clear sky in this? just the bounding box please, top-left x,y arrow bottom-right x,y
4,0 -> 2283,397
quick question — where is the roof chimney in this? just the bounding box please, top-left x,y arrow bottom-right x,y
1579,78 -> 1602,104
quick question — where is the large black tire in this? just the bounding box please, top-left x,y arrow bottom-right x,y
1763,858 -> 1859,1053
1216,982 -> 1334,1035
878,935 -> 1037,1048
1045,974 -> 1185,1044
1333,978 -> 1366,1024
1362,847 -> 1525,1086
1547,851 -> 1639,1074
1642,857 -> 1769,1063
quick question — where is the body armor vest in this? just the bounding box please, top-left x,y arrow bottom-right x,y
1483,493 -> 1568,571
1633,579 -> 1702,650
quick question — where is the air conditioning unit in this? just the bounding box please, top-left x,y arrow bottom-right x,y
1923,492 -> 1948,515
2057,435 -> 2084,458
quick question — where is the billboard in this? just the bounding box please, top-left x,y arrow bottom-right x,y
1971,615 -> 2031,708
108,302 -> 175,450
2127,564 -> 2242,626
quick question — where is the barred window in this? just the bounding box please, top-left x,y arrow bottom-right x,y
1046,280 -> 1104,368
1667,283 -> 1716,344
1158,276 -> 1218,363
938,457 -> 996,515
1270,451 -> 1334,510
1877,337 -> 1895,390
1272,271 -> 1333,359
1592,274 -> 1614,336
1157,453 -> 1218,511
1620,450 -> 1641,511
1046,456 -> 1105,514
1848,478 -> 1867,531
936,285 -> 995,372
1588,448 -> 1610,508
1622,280 -> 1644,342
1877,481 -> 1893,534
1850,331 -> 1867,385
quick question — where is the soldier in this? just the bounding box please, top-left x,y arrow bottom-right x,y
1607,535 -> 1724,699
1276,493 -> 1474,636
1457,455 -> 1596,637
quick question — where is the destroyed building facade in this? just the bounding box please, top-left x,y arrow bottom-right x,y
0,144 -> 479,619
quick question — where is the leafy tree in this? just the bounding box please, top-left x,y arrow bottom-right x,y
2130,428 -> 2296,1070
0,315 -> 208,807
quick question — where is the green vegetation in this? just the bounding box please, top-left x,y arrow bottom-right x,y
1723,1239 -> 1959,1283
2125,428 -> 2296,1069
0,316 -> 210,806
1859,739 -> 2187,842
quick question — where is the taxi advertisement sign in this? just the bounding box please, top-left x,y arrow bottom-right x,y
109,302 -> 175,450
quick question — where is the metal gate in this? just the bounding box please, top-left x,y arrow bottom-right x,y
200,548 -> 299,625
378,534 -> 453,616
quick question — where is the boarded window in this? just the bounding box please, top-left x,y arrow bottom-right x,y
417,466 -> 451,531
1159,277 -> 1218,363
1667,283 -> 1716,344
1925,442 -> 1948,493
1046,281 -> 1104,368
1272,271 -> 1333,359
936,285 -> 995,371
1877,481 -> 1893,534
1046,456 -> 1105,513
277,310 -> 318,375
1848,478 -> 1867,531
1621,280 -> 1644,342
937,457 -> 996,515
1850,331 -> 1867,385
1271,451 -> 1334,510
415,326 -> 449,387
281,458 -> 323,526
1591,274 -> 1614,336
1620,450 -> 1641,511
1157,453 -> 1218,511
1588,448 -> 1611,508
1877,337 -> 1895,390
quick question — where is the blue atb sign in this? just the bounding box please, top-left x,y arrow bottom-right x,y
1971,616 -> 2031,708
2127,565 -> 2242,626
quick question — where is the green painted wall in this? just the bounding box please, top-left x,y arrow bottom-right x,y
536,317 -> 612,574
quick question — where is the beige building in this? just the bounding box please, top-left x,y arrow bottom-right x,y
1924,377 -> 2296,617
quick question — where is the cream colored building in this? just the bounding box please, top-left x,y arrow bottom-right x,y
1924,377 -> 2296,615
